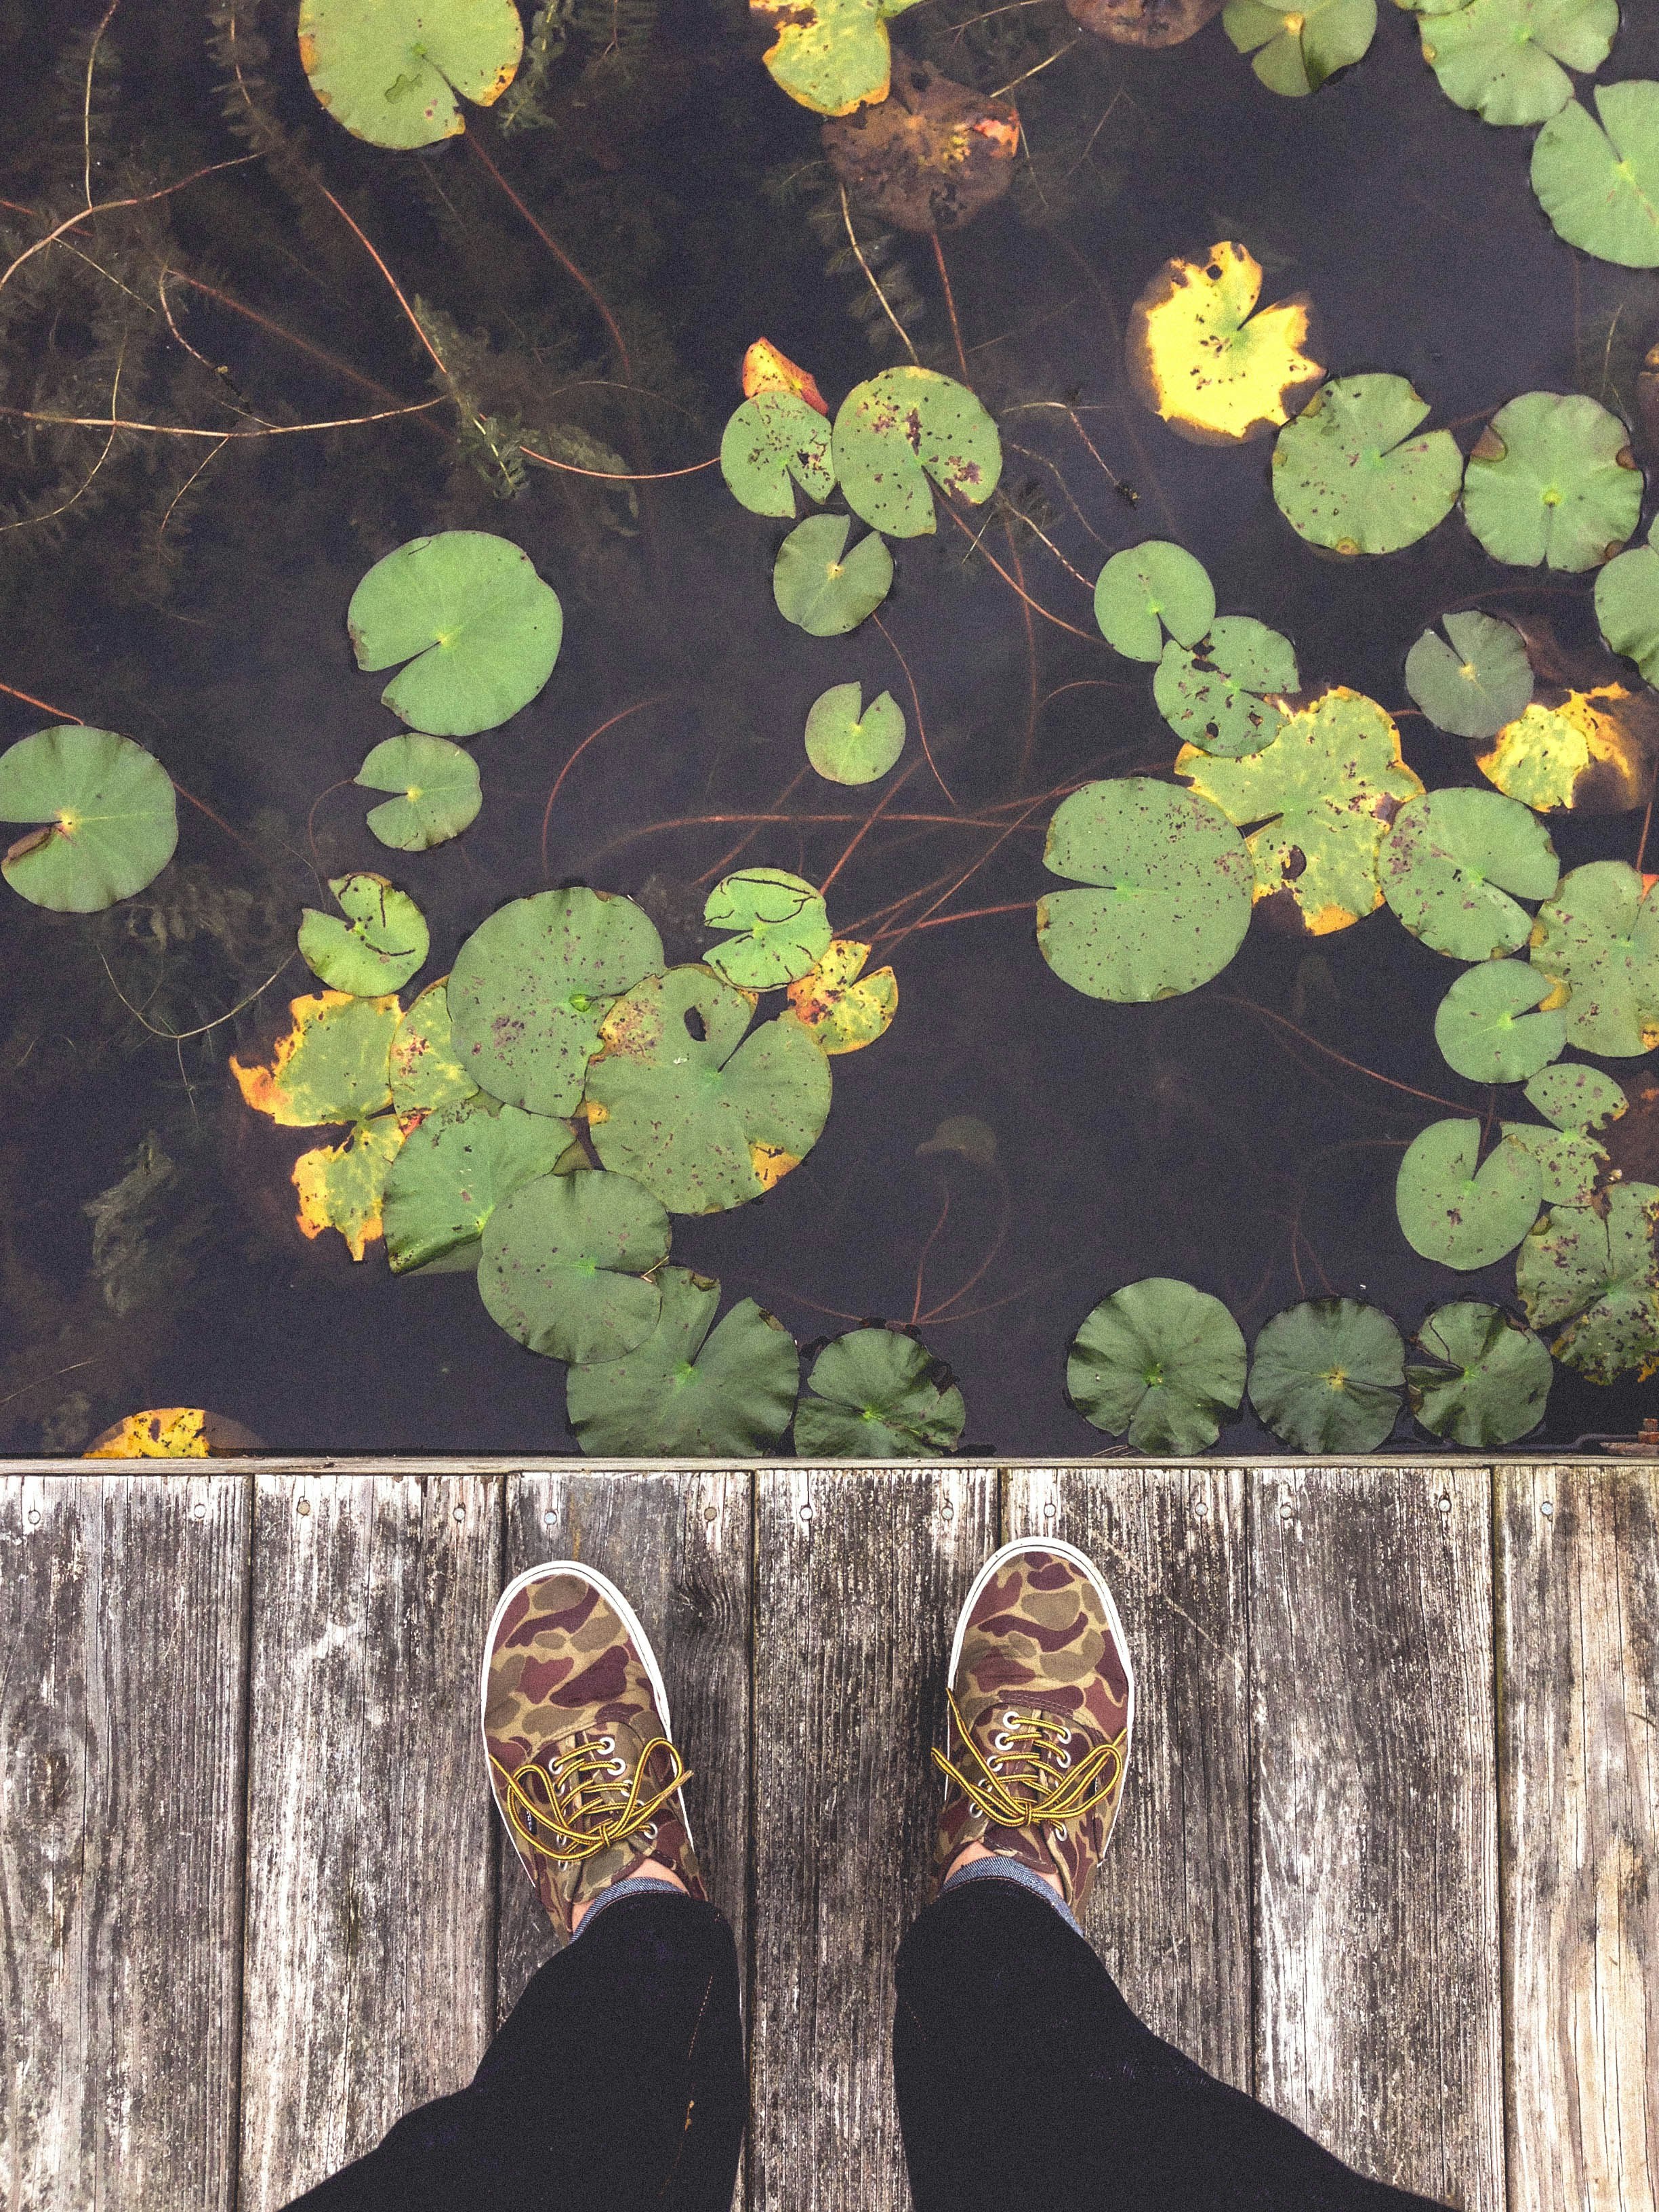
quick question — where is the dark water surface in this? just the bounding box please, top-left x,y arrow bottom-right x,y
3,0 -> 1656,1454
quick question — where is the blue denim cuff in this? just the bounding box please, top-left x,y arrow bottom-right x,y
941,1851 -> 1086,1940
573,1875 -> 690,1939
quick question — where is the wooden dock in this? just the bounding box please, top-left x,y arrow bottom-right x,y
3,1460 -> 1656,2211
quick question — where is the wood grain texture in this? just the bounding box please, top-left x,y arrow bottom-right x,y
750,1467 -> 998,2212
237,1475 -> 500,2211
1006,1465 -> 1252,2088
0,1471 -> 249,2212
1500,1462 -> 1659,2212
1252,1465 -> 1502,2212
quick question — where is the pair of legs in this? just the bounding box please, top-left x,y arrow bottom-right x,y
286,1540 -> 1448,2212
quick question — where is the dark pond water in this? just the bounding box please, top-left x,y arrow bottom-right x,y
2,0 -> 1656,1454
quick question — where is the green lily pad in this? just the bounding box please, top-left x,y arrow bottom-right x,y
1397,1117 -> 1543,1268
1501,1120 -> 1607,1204
1529,861 -> 1659,1057
1404,611 -> 1534,740
804,683 -> 906,785
1594,521 -> 1659,681
1036,777 -> 1254,1003
1524,1061 -> 1627,1130
0,726 -> 177,913
1093,543 -> 1216,661
384,1097 -> 571,1273
586,968 -> 832,1212
1379,787 -> 1560,961
773,513 -> 893,636
565,1269 -> 800,1454
389,979 -> 477,1113
1153,617 -> 1299,759
1223,0 -> 1377,94
1177,687 -> 1425,935
298,872 -> 429,997
1407,1302 -> 1553,1446
1248,1296 -> 1405,1453
703,868 -> 832,989
356,733 -> 481,851
1419,0 -> 1616,128
231,991 -> 398,1128
1067,1277 -> 1248,1454
297,0 -> 522,148
348,532 -> 563,737
1273,375 -> 1464,554
1532,84 -> 1659,269
720,393 -> 836,518
794,1328 -> 966,1458
448,888 -> 664,1116
1433,960 -> 1566,1084
832,368 -> 1002,539
1462,392 -> 1641,573
478,1167 -> 670,1364
1516,1181 -> 1659,1381
293,1113 -> 406,1261
751,0 -> 924,117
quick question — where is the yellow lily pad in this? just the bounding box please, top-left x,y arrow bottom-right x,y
1126,240 -> 1322,446
786,939 -> 899,1053
1476,686 -> 1656,814
293,1112 -> 409,1260
231,991 -> 400,1128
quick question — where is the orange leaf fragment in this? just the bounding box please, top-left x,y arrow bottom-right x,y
742,338 -> 829,417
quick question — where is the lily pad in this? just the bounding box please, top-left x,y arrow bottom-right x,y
786,938 -> 899,1053
231,991 -> 398,1127
565,1268 -> 800,1454
448,888 -> 664,1116
1036,777 -> 1254,1002
1500,1118 -> 1607,1204
794,1327 -> 966,1457
1223,0 -> 1378,94
1404,611 -> 1533,740
804,683 -> 906,785
1273,374 -> 1464,554
1407,1302 -> 1553,1446
0,726 -> 177,912
1124,242 -> 1321,443
720,393 -> 836,518
1248,1296 -> 1404,1453
1433,960 -> 1566,1084
293,1112 -> 407,1261
586,968 -> 833,1212
1396,1117 -> 1543,1268
703,868 -> 832,989
1595,522 -> 1659,682
299,872 -> 430,998
1378,787 -> 1559,961
1532,83 -> 1659,269
1093,541 -> 1216,659
1524,1061 -> 1627,1130
1516,1181 -> 1659,1381
832,367 -> 1001,538
821,55 -> 1019,235
773,514 -> 893,635
297,0 -> 521,148
1419,0 -> 1616,129
1066,1277 -> 1248,1453
348,532 -> 563,737
383,1097 -> 571,1273
1530,861 -> 1659,1055
356,733 -> 481,851
478,1167 -> 670,1364
1477,687 -> 1656,813
750,0 -> 924,115
389,979 -> 477,1112
1153,617 -> 1299,758
1462,392 -> 1641,572
1177,687 -> 1425,934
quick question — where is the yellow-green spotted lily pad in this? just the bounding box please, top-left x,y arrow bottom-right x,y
751,0 -> 925,115
1477,685 -> 1656,813
293,1111 -> 408,1261
389,979 -> 477,1113
1529,860 -> 1659,1056
298,0 -> 522,148
832,367 -> 1001,539
786,939 -> 899,1053
1378,787 -> 1559,961
1396,1117 -> 1542,1268
720,392 -> 836,517
1516,1181 -> 1659,1382
231,991 -> 398,1128
383,1097 -> 571,1273
0,726 -> 177,913
565,1267 -> 800,1454
1124,243 -> 1322,443
794,1326 -> 966,1457
1274,374 -> 1463,554
299,872 -> 430,997
1153,617 -> 1298,758
348,531 -> 562,737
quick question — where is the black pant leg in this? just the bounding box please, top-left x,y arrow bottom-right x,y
283,1893 -> 746,2212
893,1880 -> 1448,2212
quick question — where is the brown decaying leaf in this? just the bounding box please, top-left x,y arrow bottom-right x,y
822,59 -> 1019,236
1065,0 -> 1223,47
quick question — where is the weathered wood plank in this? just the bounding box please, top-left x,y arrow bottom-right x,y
750,1466 -> 999,2212
1500,1462 -> 1659,2212
237,1475 -> 500,2211
0,1471 -> 249,2212
1006,1465 -> 1252,2089
1252,1465 -> 1502,2211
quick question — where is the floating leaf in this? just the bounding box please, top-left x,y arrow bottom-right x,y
1524,1061 -> 1627,1130
1433,960 -> 1565,1084
298,0 -> 521,147
356,733 -> 481,851
916,1111 -> 996,1166
389,979 -> 476,1112
1066,1277 -> 1248,1453
1419,0 -> 1616,129
1036,777 -> 1254,1002
231,991 -> 398,1127
1273,374 -> 1463,554
703,868 -> 832,989
1177,687 -> 1424,934
773,513 -> 894,635
1530,861 -> 1659,1055
1379,787 -> 1559,961
384,1097 -> 571,1273
1396,1117 -> 1542,1268
804,682 -> 906,784
1153,617 -> 1298,758
1477,686 -> 1656,813
821,56 -> 1019,235
720,394 -> 836,518
1462,392 -> 1641,573
1248,1296 -> 1404,1453
832,367 -> 1001,538
83,1408 -> 259,1458
299,872 -> 429,997
448,887 -> 664,1116
741,338 -> 829,413
586,968 -> 832,1212
1532,84 -> 1659,269
293,1112 -> 407,1261
1092,541 -> 1216,659
0,726 -> 177,912
794,1328 -> 966,1456
478,1167 -> 670,1364
1516,1181 -> 1659,1381
1595,521 -> 1659,682
1223,0 -> 1378,96
565,1269 -> 799,1454
348,531 -> 563,737
1407,1302 -> 1553,1446
751,0 -> 924,115
786,938 -> 899,1052
1404,611 -> 1533,740
1501,1118 -> 1607,1204
1124,243 -> 1320,443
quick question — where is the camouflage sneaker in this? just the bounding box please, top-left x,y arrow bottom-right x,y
931,1537 -> 1134,1916
480,1561 -> 705,1938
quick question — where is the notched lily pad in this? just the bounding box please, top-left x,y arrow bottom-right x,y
1153,617 -> 1298,758
384,1097 -> 571,1273
1248,1296 -> 1404,1453
1595,518 -> 1659,682
751,0 -> 924,115
293,1111 -> 407,1261
1223,0 -> 1378,97
1407,1301 -> 1552,1446
357,733 -> 481,851
299,872 -> 429,998
1516,1181 -> 1659,1382
1273,374 -> 1463,554
1067,1277 -> 1248,1453
720,392 -> 836,518
389,979 -> 477,1112
703,868 -> 832,989
565,1268 -> 800,1456
348,531 -> 563,737
1529,861 -> 1659,1056
1126,241 -> 1320,444
298,0 -> 522,148
1433,959 -> 1565,1084
794,1326 -> 966,1456
1462,391 -> 1641,573
478,1167 -> 670,1365
786,939 -> 898,1053
773,513 -> 894,635
0,726 -> 177,913
832,367 -> 1001,538
1420,0 -> 1616,130
822,56 -> 1019,234
804,682 -> 906,785
1379,787 -> 1559,961
231,991 -> 398,1128
1396,1116 -> 1542,1269
1524,1061 -> 1627,1131
1477,684 -> 1658,814
1532,84 -> 1659,269
1093,541 -> 1216,659
1404,611 -> 1533,740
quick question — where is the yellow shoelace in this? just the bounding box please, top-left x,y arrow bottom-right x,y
933,1692 -> 1125,1829
492,1733 -> 693,1865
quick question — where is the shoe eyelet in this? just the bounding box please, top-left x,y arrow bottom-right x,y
1002,1710 -> 1019,1728
992,1732 -> 1012,1750
1057,1749 -> 1071,1768
643,1822 -> 658,1841
1054,1824 -> 1067,1841
1059,1727 -> 1071,1744
598,1736 -> 615,1754
609,1758 -> 628,1776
